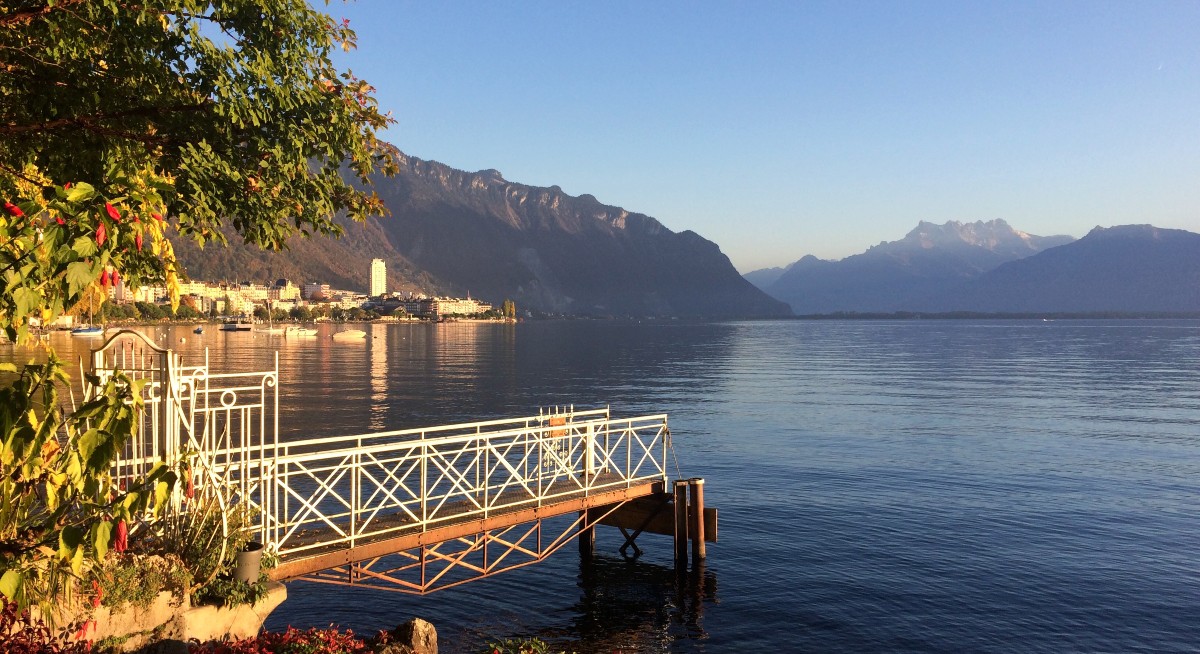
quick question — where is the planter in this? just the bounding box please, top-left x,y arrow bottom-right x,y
233,542 -> 264,583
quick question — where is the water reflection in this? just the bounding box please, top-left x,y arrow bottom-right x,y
369,324 -> 388,431
535,557 -> 718,654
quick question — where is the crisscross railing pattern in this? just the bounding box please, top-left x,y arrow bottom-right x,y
84,335 -> 671,588
256,410 -> 669,556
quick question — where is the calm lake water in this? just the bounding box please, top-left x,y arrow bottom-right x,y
7,319 -> 1200,653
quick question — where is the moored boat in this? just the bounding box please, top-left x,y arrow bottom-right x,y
70,325 -> 104,337
332,329 -> 366,342
284,325 -> 318,337
219,319 -> 253,332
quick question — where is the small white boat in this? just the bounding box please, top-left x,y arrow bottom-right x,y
256,327 -> 285,335
71,325 -> 104,337
285,325 -> 318,337
332,329 -> 366,342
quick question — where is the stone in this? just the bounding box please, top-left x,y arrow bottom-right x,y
374,618 -> 437,654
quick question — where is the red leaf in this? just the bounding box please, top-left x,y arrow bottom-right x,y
152,212 -> 163,222
115,519 -> 128,553
105,202 -> 121,222
56,215 -> 65,225
111,270 -> 120,288
96,222 -> 107,247
3,201 -> 22,217
99,270 -> 109,287
135,232 -> 143,251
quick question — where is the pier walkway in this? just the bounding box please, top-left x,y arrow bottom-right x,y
87,330 -> 689,594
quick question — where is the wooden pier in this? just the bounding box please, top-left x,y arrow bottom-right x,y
90,330 -> 716,594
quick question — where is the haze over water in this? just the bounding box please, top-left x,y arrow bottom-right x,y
8,319 -> 1200,652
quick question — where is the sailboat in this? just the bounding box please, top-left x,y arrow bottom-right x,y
71,324 -> 104,337
71,290 -> 105,336
255,301 -> 284,335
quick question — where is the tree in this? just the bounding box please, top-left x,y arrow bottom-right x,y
501,299 -> 517,320
1,0 -> 396,341
135,301 -> 166,321
0,0 -> 395,615
0,356 -> 175,617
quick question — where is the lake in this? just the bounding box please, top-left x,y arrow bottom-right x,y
6,319 -> 1200,653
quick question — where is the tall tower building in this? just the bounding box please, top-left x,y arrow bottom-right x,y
370,258 -> 386,297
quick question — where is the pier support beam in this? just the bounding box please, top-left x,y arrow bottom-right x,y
688,478 -> 706,563
578,510 -> 595,560
673,480 -> 689,569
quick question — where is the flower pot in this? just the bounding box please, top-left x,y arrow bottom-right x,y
233,541 -> 264,583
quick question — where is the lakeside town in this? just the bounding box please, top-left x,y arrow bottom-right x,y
45,258 -> 518,328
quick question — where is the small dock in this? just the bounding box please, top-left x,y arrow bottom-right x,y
90,330 -> 715,594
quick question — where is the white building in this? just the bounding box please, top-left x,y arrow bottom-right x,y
370,259 -> 386,297
304,282 -> 331,300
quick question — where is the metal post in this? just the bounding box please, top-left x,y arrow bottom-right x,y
584,423 -> 594,485
673,480 -> 689,569
689,478 -> 706,562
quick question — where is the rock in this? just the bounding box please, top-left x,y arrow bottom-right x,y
372,618 -> 437,654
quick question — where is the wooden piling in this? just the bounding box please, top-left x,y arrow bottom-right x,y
688,478 -> 706,562
673,480 -> 689,569
578,510 -> 595,559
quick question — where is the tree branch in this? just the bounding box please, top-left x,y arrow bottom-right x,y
0,0 -> 88,27
1,101 -> 212,137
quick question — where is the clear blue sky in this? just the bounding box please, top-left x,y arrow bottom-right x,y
325,1 -> 1199,272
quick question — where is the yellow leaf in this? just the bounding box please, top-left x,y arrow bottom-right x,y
70,545 -> 84,575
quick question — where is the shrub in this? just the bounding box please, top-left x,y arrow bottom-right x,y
188,626 -> 368,654
483,637 -> 576,654
93,554 -> 190,612
0,600 -> 89,654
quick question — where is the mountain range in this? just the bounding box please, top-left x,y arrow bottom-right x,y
171,149 -> 790,318
749,220 -> 1200,314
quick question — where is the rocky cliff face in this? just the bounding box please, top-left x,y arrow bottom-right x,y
172,149 -> 790,317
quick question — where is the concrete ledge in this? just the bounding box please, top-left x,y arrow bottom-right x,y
178,582 -> 287,643
86,582 -> 287,651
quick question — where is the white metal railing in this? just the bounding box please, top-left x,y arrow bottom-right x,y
253,410 -> 669,556
85,334 -> 670,562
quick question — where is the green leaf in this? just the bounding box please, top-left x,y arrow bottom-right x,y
71,236 -> 98,257
154,479 -> 171,510
66,261 -> 95,298
93,520 -> 112,560
65,182 -> 96,203
11,287 -> 39,319
0,569 -> 21,600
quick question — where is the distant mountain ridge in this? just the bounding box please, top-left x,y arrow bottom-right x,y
172,148 -> 790,317
748,220 -> 1200,314
922,224 -> 1200,313
754,219 -> 1074,314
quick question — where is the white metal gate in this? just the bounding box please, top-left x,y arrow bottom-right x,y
86,329 -> 278,521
